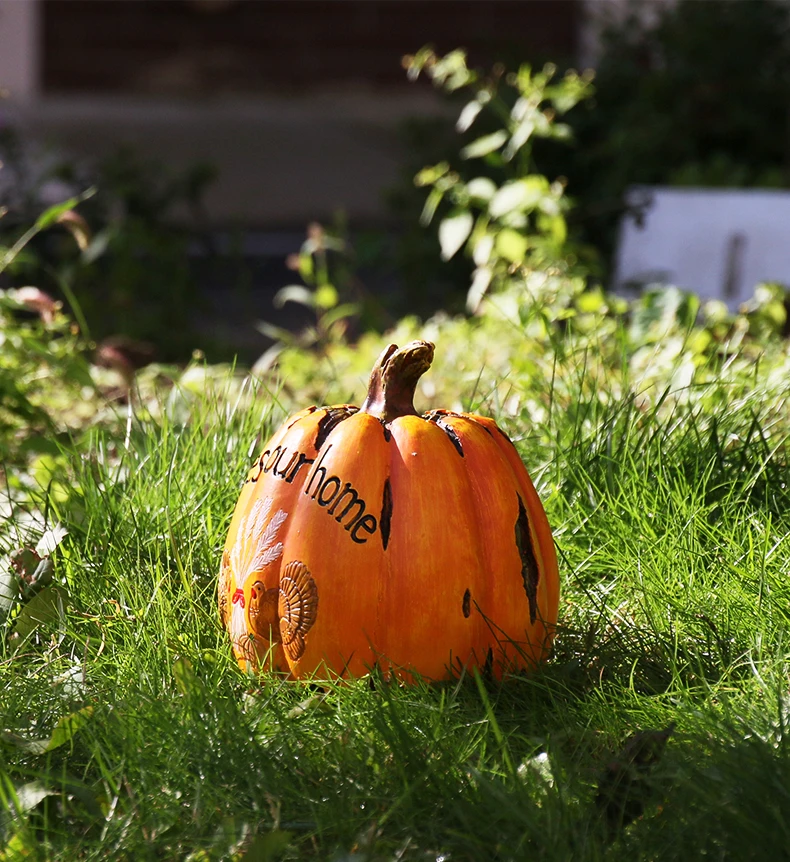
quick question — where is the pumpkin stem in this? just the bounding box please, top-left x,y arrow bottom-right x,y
360,341 -> 435,422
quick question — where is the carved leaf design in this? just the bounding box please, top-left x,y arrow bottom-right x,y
224,495 -> 289,664
230,496 -> 288,583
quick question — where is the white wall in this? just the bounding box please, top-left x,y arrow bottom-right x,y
613,187 -> 790,308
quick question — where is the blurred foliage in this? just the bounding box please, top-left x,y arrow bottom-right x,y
0,195 -> 99,469
253,219 -> 390,373
269,270 -> 790,435
391,2 -> 790,293
0,132 -> 218,361
547,0 -> 790,270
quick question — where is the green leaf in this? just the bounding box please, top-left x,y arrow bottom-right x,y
1,706 -> 93,755
9,782 -> 55,815
466,267 -> 492,313
503,116 -> 536,161
438,211 -> 474,261
576,287 -> 606,314
173,657 -> 204,697
314,284 -> 339,310
495,229 -> 529,263
33,188 -> 95,231
297,252 -> 314,283
273,285 -> 315,310
255,320 -> 294,343
286,695 -> 331,719
461,131 -> 508,160
489,177 -> 548,219
35,525 -> 68,557
550,123 -> 572,141
472,234 -> 494,267
456,93 -> 489,133
537,212 -> 567,246
0,829 -> 39,861
46,706 -> 94,752
238,830 -> 292,861
429,49 -> 474,91
81,228 -> 112,265
321,303 -> 360,329
465,178 -> 497,202
0,566 -> 16,625
517,752 -> 555,790
34,198 -> 83,231
419,187 -> 445,227
414,162 -> 450,187
12,583 -> 67,642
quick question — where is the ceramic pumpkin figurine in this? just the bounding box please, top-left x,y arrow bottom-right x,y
220,341 -> 559,680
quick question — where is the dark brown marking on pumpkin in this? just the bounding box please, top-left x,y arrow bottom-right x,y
378,418 -> 392,442
314,407 -> 356,452
285,405 -> 318,431
515,495 -> 539,625
279,561 -> 318,662
380,478 -> 393,550
462,588 -> 471,618
425,412 -> 465,456
493,423 -> 518,445
440,421 -> 465,457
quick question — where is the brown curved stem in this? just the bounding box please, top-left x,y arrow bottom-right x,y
360,340 -> 435,422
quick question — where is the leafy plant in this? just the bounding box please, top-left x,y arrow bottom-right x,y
0,196 -> 98,467
404,47 -> 593,312
254,221 -> 362,372
1,131 -> 219,361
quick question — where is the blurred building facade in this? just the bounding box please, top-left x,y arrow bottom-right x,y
1,0 -> 588,227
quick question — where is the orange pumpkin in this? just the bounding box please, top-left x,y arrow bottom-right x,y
220,341 -> 559,680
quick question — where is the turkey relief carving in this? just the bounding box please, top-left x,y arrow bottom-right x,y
221,495 -> 319,666
223,496 -> 287,663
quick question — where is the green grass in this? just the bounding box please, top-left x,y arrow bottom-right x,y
2,340 -> 790,861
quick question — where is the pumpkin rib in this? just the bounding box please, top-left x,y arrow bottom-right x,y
467,414 -> 559,641
438,413 -> 549,671
281,411 -> 391,678
379,416 -> 488,679
224,406 -> 330,671
373,445 -> 393,673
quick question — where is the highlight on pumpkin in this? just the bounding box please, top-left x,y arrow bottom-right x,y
219,341 -> 559,681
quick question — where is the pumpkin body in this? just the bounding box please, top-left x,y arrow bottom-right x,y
220,342 -> 559,680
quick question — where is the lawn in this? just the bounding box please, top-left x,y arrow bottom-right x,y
2,278 -> 790,860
